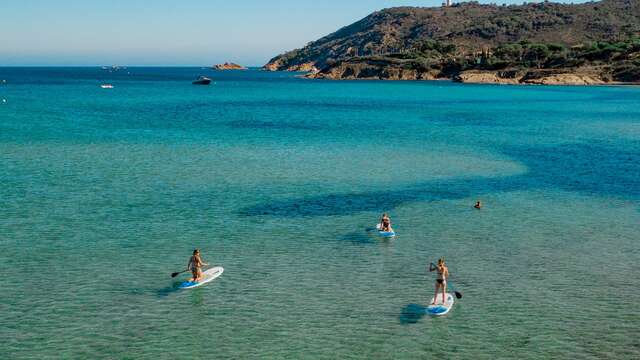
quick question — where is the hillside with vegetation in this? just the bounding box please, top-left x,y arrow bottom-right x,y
265,0 -> 640,84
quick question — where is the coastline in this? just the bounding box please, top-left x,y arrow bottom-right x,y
271,52 -> 640,86
296,69 -> 637,87
297,76 -> 634,87
263,2 -> 640,88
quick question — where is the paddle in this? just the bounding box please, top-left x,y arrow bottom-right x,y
447,281 -> 463,300
428,262 -> 463,299
171,269 -> 189,278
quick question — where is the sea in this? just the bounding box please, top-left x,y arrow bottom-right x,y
1,67 -> 638,359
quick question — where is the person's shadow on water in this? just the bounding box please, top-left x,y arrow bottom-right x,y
340,229 -> 375,244
399,303 -> 428,324
156,282 -> 184,298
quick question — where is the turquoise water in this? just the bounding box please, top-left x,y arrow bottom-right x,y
1,68 -> 639,359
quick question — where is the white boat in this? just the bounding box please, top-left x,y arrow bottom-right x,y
192,76 -> 212,85
100,84 -> 114,89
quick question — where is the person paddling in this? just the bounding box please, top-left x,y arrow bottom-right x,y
380,213 -> 392,232
474,200 -> 482,209
429,257 -> 449,305
187,249 -> 208,283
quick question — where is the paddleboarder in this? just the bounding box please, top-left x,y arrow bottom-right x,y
429,257 -> 449,305
187,249 -> 208,282
380,213 -> 392,232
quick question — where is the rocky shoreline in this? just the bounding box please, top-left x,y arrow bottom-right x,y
302,58 -> 621,86
263,60 -> 318,73
456,71 -> 611,86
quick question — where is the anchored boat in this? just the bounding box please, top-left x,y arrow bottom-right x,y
192,76 -> 212,85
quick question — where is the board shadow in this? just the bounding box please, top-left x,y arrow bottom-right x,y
339,230 -> 375,245
399,303 -> 428,324
156,282 -> 183,298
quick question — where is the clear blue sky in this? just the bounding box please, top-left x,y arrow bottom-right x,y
0,0 -> 590,66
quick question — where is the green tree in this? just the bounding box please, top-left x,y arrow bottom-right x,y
494,43 -> 523,62
524,44 -> 551,68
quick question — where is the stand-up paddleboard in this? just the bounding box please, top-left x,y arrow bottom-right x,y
178,266 -> 224,290
376,223 -> 396,237
426,292 -> 454,316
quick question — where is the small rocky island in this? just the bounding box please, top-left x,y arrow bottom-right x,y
213,62 -> 248,70
265,0 -> 640,85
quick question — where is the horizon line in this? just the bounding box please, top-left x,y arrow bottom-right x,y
0,65 -> 266,68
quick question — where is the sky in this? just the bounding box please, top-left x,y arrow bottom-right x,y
0,0 -> 591,66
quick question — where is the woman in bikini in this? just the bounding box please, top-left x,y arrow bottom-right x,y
429,257 -> 449,305
187,249 -> 208,282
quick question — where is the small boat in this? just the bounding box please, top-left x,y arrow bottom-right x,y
100,84 -> 114,89
102,66 -> 122,72
192,76 -> 212,85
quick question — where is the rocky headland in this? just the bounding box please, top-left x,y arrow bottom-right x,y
266,0 -> 640,85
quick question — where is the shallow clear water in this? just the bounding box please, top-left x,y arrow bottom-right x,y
1,68 -> 639,359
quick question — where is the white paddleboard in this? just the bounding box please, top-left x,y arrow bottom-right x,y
178,266 -> 224,289
376,223 -> 396,237
426,292 -> 454,316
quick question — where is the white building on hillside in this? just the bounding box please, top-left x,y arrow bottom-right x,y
443,0 -> 453,6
